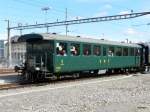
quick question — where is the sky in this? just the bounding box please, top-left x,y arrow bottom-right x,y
0,0 -> 150,43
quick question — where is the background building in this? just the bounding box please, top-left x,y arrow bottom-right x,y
0,40 -> 6,67
11,36 -> 27,65
0,40 -> 4,58
3,36 -> 27,67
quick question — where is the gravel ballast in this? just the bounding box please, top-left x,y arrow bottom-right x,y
0,73 -> 149,112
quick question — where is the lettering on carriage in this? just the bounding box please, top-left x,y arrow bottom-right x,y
56,66 -> 61,72
60,59 -> 64,66
99,59 -> 102,64
104,59 -> 106,64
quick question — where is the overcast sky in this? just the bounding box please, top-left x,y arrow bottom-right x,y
0,0 -> 150,42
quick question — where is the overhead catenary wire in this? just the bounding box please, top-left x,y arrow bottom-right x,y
9,11 -> 150,30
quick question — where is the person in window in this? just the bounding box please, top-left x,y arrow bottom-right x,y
62,50 -> 67,56
85,50 -> 89,55
95,48 -> 100,56
71,46 -> 75,56
74,49 -> 77,55
108,50 -> 114,56
58,45 -> 67,56
71,46 -> 78,56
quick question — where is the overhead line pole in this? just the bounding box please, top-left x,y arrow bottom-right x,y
5,20 -> 11,67
65,8 -> 68,36
9,11 -> 150,30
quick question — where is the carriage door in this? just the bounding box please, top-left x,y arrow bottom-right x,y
135,48 -> 140,66
44,41 -> 54,72
144,46 -> 149,66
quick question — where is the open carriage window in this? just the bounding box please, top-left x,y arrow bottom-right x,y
116,47 -> 122,56
56,42 -> 67,56
135,48 -> 140,56
130,48 -> 135,56
123,48 -> 128,56
83,44 -> 91,56
93,45 -> 101,56
108,46 -> 114,56
70,43 -> 80,56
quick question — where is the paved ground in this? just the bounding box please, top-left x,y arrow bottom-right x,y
0,73 -> 149,112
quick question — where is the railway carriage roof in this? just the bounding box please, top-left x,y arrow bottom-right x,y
18,33 -> 140,48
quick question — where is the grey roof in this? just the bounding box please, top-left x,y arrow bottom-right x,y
11,35 -> 20,43
19,33 -> 141,48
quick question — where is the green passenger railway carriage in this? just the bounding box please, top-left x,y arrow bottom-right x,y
18,33 -> 148,81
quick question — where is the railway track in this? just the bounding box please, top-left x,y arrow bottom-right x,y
0,73 -> 131,90
0,83 -> 21,90
0,68 -> 15,74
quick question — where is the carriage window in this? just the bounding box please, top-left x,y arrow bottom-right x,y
93,45 -> 101,56
56,42 -> 67,56
83,44 -> 91,56
108,46 -> 114,56
130,48 -> 135,56
70,43 -> 80,56
116,47 -> 122,56
103,47 -> 107,56
123,48 -> 128,56
135,48 -> 140,56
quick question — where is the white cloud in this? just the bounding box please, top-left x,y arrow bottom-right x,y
104,4 -> 112,9
93,4 -> 112,17
124,28 -> 137,35
94,11 -> 108,17
0,33 -> 7,40
70,16 -> 84,20
143,14 -> 150,19
0,30 -> 20,41
69,32 -> 111,40
119,10 -> 131,15
123,28 -> 150,42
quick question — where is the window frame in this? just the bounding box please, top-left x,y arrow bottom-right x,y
108,46 -> 115,56
93,45 -> 101,56
129,48 -> 135,56
123,47 -> 128,56
83,44 -> 92,56
115,47 -> 122,56
103,46 -> 107,56
56,41 -> 68,56
70,43 -> 81,56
